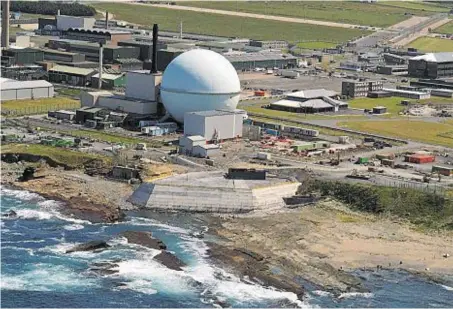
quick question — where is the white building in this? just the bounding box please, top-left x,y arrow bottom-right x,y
56,15 -> 96,31
1,79 -> 54,101
125,70 -> 162,102
184,110 -> 244,141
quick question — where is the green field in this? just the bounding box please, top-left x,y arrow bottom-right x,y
406,36 -> 453,52
1,97 -> 81,116
296,41 -> 337,50
434,21 -> 453,35
378,1 -> 452,12
183,1 -> 445,27
91,3 -> 369,43
339,120 -> 453,147
66,130 -> 162,147
1,144 -> 110,168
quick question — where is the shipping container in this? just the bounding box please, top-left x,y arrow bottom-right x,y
357,157 -> 369,164
381,159 -> 395,168
254,90 -> 266,96
376,153 -> 395,160
432,165 -> 453,176
405,154 -> 435,164
257,152 -> 272,160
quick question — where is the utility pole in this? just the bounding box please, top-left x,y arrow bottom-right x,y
179,20 -> 183,39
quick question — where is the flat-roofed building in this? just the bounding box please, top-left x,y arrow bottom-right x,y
408,52 -> 453,78
1,79 -> 54,101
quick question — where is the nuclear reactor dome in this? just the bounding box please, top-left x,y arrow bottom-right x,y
160,49 -> 241,123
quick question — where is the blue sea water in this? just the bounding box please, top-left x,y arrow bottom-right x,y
1,186 -> 453,308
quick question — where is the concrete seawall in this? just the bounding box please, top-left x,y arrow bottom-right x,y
128,171 -> 300,213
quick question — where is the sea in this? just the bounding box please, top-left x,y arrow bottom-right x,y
1,186 -> 453,308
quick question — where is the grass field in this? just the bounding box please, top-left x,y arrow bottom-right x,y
339,120 -> 453,147
182,1 -> 444,27
1,97 -> 81,116
1,144 -> 110,168
348,97 -> 406,115
406,36 -> 453,53
91,3 -> 368,43
434,21 -> 453,35
66,130 -> 162,147
378,1 -> 452,12
55,88 -> 83,98
296,41 -> 337,50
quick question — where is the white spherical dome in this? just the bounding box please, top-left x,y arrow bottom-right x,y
161,49 -> 241,123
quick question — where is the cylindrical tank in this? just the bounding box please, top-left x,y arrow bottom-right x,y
160,49 -> 241,123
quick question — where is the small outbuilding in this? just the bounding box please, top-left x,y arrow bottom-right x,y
372,106 -> 387,114
1,79 -> 54,101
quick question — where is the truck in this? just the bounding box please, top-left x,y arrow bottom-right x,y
280,70 -> 299,79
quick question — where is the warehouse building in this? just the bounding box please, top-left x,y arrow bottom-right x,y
91,72 -> 126,90
184,110 -> 244,142
56,15 -> 95,31
270,89 -> 348,113
65,28 -> 132,45
1,48 -> 44,66
48,65 -> 96,86
341,80 -> 384,98
376,65 -> 408,75
1,78 -> 54,101
225,52 -> 297,71
383,53 -> 408,65
249,40 -> 288,49
41,48 -> 86,63
429,88 -> 453,98
408,52 -> 453,78
410,78 -> 453,91
382,88 -> 431,100
118,39 -> 167,61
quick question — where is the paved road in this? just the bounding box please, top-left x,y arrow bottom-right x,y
144,3 -> 371,29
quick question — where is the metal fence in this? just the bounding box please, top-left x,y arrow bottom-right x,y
2,102 -> 80,117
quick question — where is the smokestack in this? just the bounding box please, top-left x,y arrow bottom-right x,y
105,11 -> 109,29
57,9 -> 60,16
98,43 -> 103,89
1,0 -> 10,49
151,23 -> 158,74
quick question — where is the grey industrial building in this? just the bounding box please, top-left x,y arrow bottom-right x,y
376,65 -> 408,75
64,28 -> 132,45
408,52 -> 453,78
410,78 -> 453,91
41,48 -> 86,63
1,78 -> 54,101
48,65 -> 96,87
184,110 -> 244,142
341,80 -> 383,98
249,40 -> 288,49
225,53 -> 297,71
1,48 -> 44,66
382,88 -> 431,100
118,39 -> 167,61
270,89 -> 348,113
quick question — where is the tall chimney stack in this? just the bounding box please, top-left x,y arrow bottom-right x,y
57,9 -> 60,16
151,24 -> 158,74
1,0 -> 10,49
105,11 -> 109,29
98,43 -> 103,89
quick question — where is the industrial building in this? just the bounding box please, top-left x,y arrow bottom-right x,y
64,28 -> 132,45
372,106 -> 387,114
41,48 -> 86,63
376,65 -> 408,75
408,52 -> 453,78
429,88 -> 453,98
341,80 -> 384,98
382,53 -> 408,65
382,88 -> 431,100
249,40 -> 288,50
184,110 -> 244,142
48,65 -> 96,87
270,89 -> 348,113
118,40 -> 167,61
91,72 -> 126,90
1,48 -> 44,66
411,78 -> 453,91
0,78 -> 54,101
225,52 -> 298,71
56,15 -> 95,31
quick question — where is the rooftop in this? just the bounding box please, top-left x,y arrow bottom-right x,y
67,27 -> 131,35
271,98 -> 347,109
225,52 -> 297,62
186,135 -> 206,142
1,79 -> 53,90
188,110 -> 243,117
92,73 -> 124,80
286,88 -> 337,99
411,52 -> 453,63
49,65 -> 96,76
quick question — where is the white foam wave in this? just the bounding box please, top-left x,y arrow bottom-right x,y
312,290 -> 333,297
1,187 -> 44,201
440,284 -> 453,291
0,264 -> 98,291
338,292 -> 374,299
63,224 -> 84,231
127,217 -> 190,234
14,207 -> 90,225
2,239 -> 45,244
123,279 -> 158,295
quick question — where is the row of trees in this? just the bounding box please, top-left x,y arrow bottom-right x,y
11,1 -> 96,17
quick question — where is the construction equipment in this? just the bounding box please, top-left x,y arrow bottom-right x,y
346,169 -> 371,180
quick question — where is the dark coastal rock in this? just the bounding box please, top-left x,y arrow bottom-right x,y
89,268 -> 118,276
66,240 -> 110,253
2,209 -> 17,218
121,231 -> 167,250
63,196 -> 125,224
18,167 -> 36,182
154,251 -> 186,271
207,242 -> 305,300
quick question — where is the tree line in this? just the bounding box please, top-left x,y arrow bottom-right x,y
11,1 -> 96,17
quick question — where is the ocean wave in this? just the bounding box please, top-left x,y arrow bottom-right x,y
13,207 -> 91,225
439,284 -> 453,291
127,217 -> 190,235
2,239 -> 45,244
63,224 -> 85,231
312,290 -> 333,297
338,292 -> 374,299
1,264 -> 98,291
1,187 -> 44,202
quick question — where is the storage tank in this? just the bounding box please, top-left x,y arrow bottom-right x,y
160,49 -> 241,123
